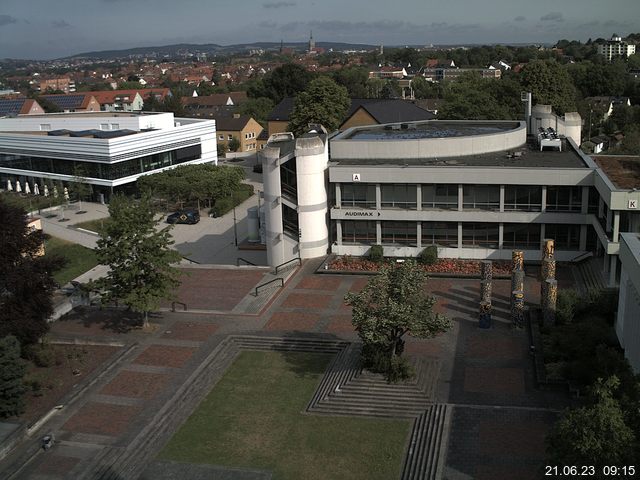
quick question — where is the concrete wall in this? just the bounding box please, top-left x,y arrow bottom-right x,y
0,112 -> 175,132
616,233 -> 640,373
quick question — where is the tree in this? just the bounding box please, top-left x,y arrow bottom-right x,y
438,73 -> 516,120
288,76 -> 350,135
0,199 -> 64,347
344,260 -> 451,381
227,137 -> 241,152
91,195 -> 182,328
237,97 -> 275,126
248,63 -> 314,103
546,376 -> 636,468
71,164 -> 93,211
519,59 -> 577,114
332,66 -> 369,98
0,336 -> 26,419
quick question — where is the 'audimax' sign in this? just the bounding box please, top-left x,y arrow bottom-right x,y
343,211 -> 381,217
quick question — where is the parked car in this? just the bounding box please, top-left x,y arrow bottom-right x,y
166,209 -> 200,225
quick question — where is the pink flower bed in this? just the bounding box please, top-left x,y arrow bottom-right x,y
328,257 -> 512,275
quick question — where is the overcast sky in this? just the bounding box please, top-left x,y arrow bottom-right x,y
0,0 -> 638,59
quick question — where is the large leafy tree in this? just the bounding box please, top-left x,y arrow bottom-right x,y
519,59 -> 577,114
92,195 -> 182,327
288,76 -> 350,135
0,335 -> 26,419
248,63 -> 314,104
546,376 -> 636,468
237,97 -> 275,127
332,66 -> 369,98
138,164 -> 245,209
0,199 -> 64,347
344,261 -> 451,379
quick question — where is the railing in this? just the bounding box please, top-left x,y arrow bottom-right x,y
255,278 -> 284,296
171,301 -> 187,312
237,257 -> 257,266
274,257 -> 301,275
570,251 -> 593,264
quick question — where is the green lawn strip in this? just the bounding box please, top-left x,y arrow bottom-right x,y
44,236 -> 99,285
161,351 -> 410,480
74,218 -> 112,234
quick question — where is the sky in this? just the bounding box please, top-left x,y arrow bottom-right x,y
0,0 -> 638,60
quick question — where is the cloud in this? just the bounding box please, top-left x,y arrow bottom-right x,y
52,20 -> 72,28
0,14 -> 18,27
263,1 -> 296,8
540,12 -> 564,22
514,16 -> 526,22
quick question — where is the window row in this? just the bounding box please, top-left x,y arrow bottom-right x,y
340,221 -> 581,250
340,184 -> 591,213
0,145 -> 202,180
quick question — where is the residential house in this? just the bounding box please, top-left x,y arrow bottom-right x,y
182,92 -> 248,119
0,98 -> 45,117
215,114 -> 263,154
39,77 -> 75,94
40,94 -> 101,113
585,96 -> 632,121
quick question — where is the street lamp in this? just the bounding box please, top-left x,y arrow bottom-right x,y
233,205 -> 238,246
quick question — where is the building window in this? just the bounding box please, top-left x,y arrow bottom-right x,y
228,134 -> 233,140
100,123 -> 109,130
381,221 -> 417,245
588,186 -> 599,214
504,186 -> 542,211
381,184 -> 417,209
111,123 -> 119,130
462,222 -> 499,248
39,124 -> 51,131
342,220 -> 377,244
421,222 -> 458,247
422,184 -> 457,210
503,223 -> 541,249
282,204 -> 299,239
463,185 -> 500,211
545,224 -> 580,250
218,134 -> 223,140
280,159 -> 297,199
342,184 -> 376,209
546,186 -> 582,212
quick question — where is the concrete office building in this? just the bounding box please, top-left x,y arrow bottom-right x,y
0,112 -> 217,200
616,232 -> 640,373
260,111 -> 640,289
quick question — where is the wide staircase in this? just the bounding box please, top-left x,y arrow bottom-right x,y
574,256 -> 607,295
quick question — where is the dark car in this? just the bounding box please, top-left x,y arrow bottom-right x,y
166,209 -> 200,225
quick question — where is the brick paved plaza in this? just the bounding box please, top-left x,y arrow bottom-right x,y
0,260 -> 573,480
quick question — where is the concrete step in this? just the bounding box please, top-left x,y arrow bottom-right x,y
401,404 -> 450,480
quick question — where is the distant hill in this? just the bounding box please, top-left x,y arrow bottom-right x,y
62,41 -> 379,60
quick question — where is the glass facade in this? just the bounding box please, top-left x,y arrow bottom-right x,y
503,223 -> 541,249
342,220 -> 377,244
421,222 -> 458,247
462,222 -> 499,248
546,186 -> 582,212
463,185 -> 500,211
280,160 -> 297,199
342,184 -> 376,208
381,221 -> 417,245
0,145 -> 201,181
545,224 -> 581,250
504,186 -> 542,211
422,184 -> 457,210
381,184 -> 417,209
282,204 -> 299,239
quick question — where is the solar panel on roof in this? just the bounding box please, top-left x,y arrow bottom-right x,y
0,99 -> 25,116
42,95 -> 84,109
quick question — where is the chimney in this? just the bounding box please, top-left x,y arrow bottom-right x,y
233,113 -> 240,119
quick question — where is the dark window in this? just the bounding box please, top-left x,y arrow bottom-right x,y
546,186 -> 582,212
342,220 -> 377,244
280,159 -> 297,199
503,223 -> 541,249
587,186 -> 599,214
282,204 -> 299,239
462,222 -> 499,248
463,185 -> 499,211
545,224 -> 580,250
422,184 -> 457,210
421,222 -> 458,247
381,221 -> 417,245
342,184 -> 376,208
381,184 -> 417,209
504,186 -> 542,211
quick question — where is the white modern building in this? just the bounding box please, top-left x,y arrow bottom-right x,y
597,34 -> 637,62
616,232 -> 640,373
260,110 -> 640,289
0,112 -> 217,200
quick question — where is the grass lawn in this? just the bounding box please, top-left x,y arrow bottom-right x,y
45,236 -> 99,285
160,351 -> 411,480
74,217 -> 112,235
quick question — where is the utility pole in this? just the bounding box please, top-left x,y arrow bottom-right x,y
233,205 -> 238,246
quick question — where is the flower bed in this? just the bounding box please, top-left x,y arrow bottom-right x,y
328,256 -> 512,275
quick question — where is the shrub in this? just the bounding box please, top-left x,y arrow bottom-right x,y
387,355 -> 415,383
418,245 -> 438,265
25,344 -> 56,368
556,289 -> 581,324
360,341 -> 414,383
369,244 -> 384,263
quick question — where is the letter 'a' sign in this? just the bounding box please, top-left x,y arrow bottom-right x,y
629,199 -> 638,209
352,173 -> 361,182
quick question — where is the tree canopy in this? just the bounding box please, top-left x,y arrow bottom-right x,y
0,336 -> 26,419
0,199 -> 64,347
91,194 -> 182,327
248,63 -> 314,104
519,60 -> 577,114
137,164 -> 245,208
287,76 -> 350,135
